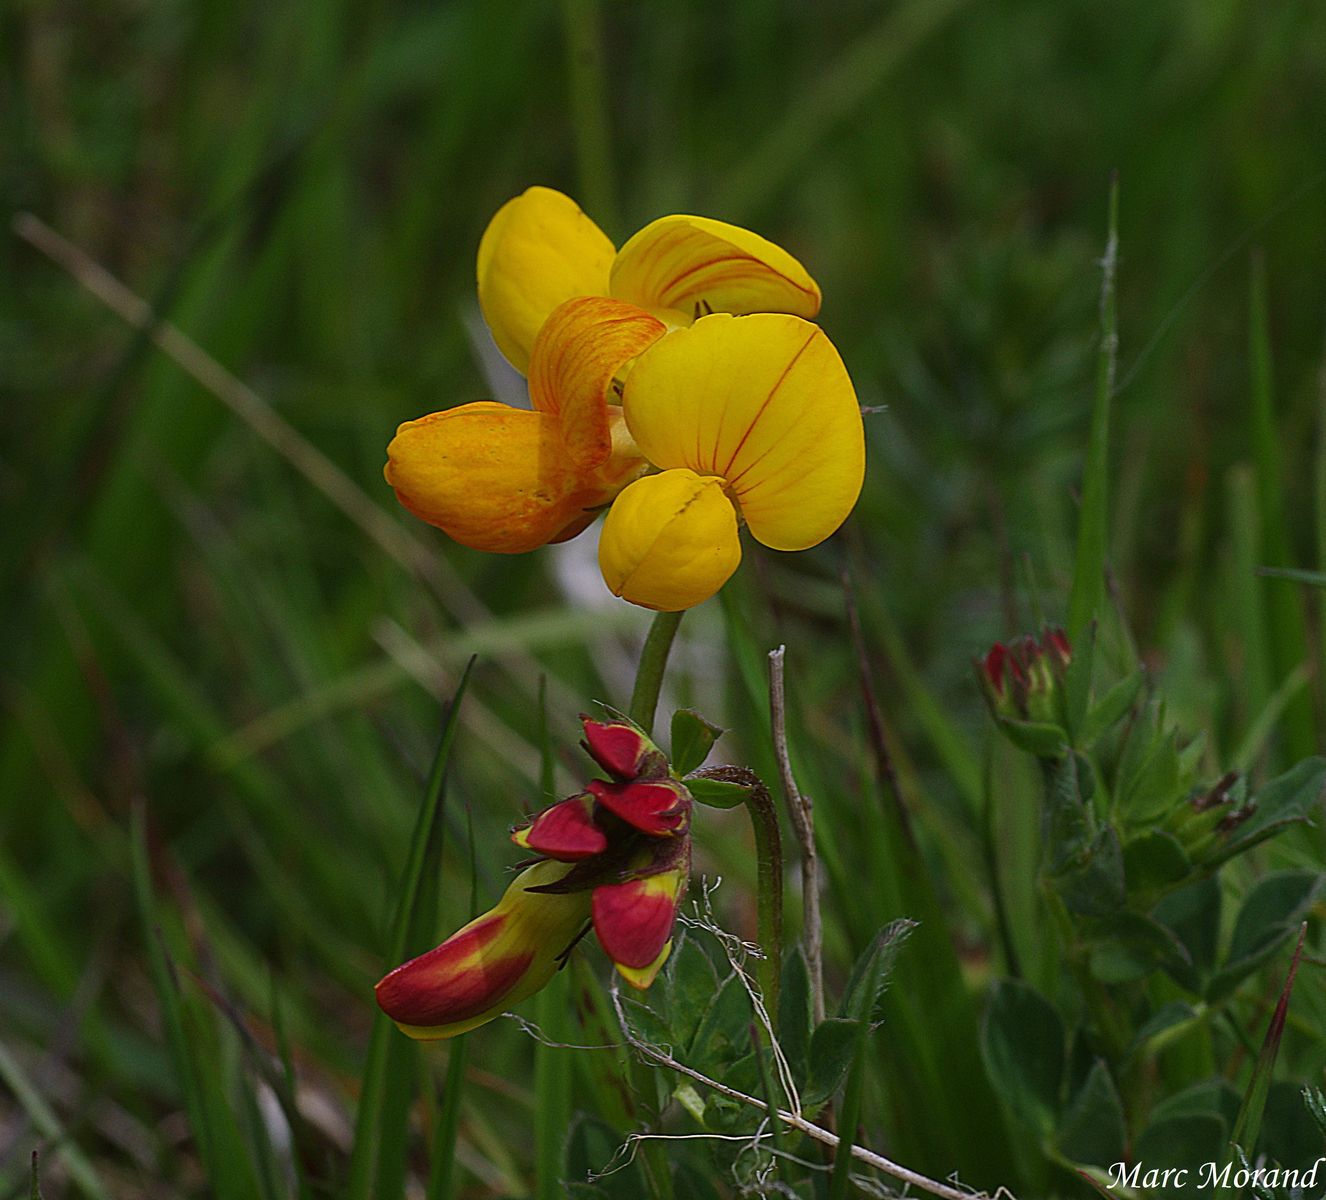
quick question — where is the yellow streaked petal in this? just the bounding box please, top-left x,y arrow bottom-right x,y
377,859 -> 592,1040
598,469 -> 741,611
528,297 -> 666,470
615,940 -> 672,990
610,214 -> 820,321
477,186 -> 616,374
622,314 -> 864,551
385,402 -> 603,553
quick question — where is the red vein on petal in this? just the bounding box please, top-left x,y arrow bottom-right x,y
720,327 -> 818,479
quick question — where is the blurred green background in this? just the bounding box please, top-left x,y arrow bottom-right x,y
4,0 -> 1326,1195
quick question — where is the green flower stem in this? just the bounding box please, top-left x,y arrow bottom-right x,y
628,610 -> 683,732
693,766 -> 784,1025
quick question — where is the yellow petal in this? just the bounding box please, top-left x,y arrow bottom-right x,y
598,469 -> 741,611
528,296 -> 666,470
622,314 -> 864,551
610,214 -> 821,321
477,187 -> 616,374
385,402 -> 609,553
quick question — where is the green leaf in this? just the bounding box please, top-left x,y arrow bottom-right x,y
1133,1114 -> 1227,1197
1118,728 -> 1182,825
1207,870 -> 1323,1002
663,933 -> 720,1050
1154,876 -> 1222,989
687,972 -> 752,1071
1151,1078 -> 1240,1129
1302,1086 -> 1326,1137
619,993 -> 673,1052
1056,1060 -> 1125,1169
839,919 -> 916,1023
1122,829 -> 1192,895
1083,911 -> 1192,984
777,946 -> 812,1083
1078,669 -> 1145,748
998,716 -> 1069,758
670,708 -> 723,775
1262,1081 -> 1325,1167
1043,752 -> 1095,871
1052,827 -> 1126,918
830,922 -> 902,1200
565,1115 -> 646,1199
801,1018 -> 863,1110
980,979 -> 1065,1136
671,1164 -> 725,1200
1207,757 -> 1326,867
685,777 -> 750,810
1126,1002 -> 1202,1062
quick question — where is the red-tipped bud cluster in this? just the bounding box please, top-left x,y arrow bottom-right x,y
375,717 -> 692,1041
979,627 -> 1072,725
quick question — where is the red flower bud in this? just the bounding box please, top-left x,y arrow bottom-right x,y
375,860 -> 591,1040
592,859 -> 689,989
586,777 -> 690,837
581,717 -> 658,779
512,793 -> 608,860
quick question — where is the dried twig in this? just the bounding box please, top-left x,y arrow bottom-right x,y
609,977 -> 1005,1200
768,645 -> 825,1025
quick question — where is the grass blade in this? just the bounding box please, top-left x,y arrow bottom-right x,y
0,1042 -> 110,1200
1231,922 -> 1308,1153
346,659 -> 476,1200
1249,253 -> 1315,760
533,676 -> 571,1200
1067,174 -> 1119,643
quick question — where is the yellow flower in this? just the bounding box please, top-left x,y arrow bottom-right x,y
385,186 -> 864,610
477,185 -> 822,374
599,312 -> 865,611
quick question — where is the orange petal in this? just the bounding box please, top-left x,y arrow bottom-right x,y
610,214 -> 820,321
385,402 -> 604,553
528,297 -> 666,471
622,314 -> 864,551
477,187 -> 616,375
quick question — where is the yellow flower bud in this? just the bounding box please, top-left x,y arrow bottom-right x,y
598,469 -> 741,611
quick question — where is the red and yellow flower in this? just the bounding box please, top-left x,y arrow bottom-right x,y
375,717 -> 691,1040
385,186 -> 865,611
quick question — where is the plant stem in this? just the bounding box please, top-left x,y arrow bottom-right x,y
692,765 -> 784,1025
769,646 -> 825,1023
559,0 -> 618,234
628,610 -> 683,733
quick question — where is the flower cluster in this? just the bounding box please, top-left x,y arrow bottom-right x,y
375,717 -> 691,1040
978,628 -> 1072,726
385,186 -> 865,611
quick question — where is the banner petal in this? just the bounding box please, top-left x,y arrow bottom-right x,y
610,214 -> 820,321
477,187 -> 615,374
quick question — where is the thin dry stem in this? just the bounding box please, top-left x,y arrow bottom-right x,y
609,978 -> 1006,1200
